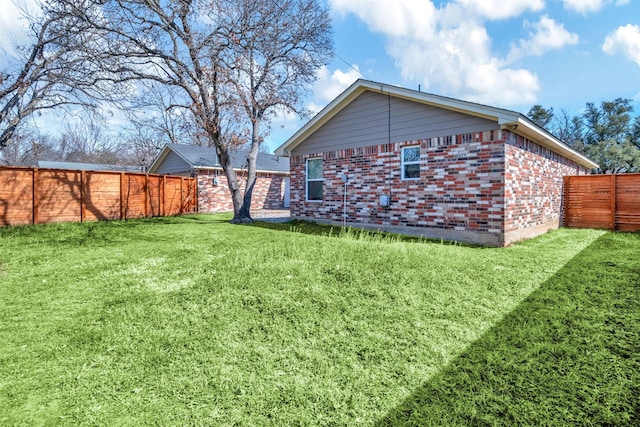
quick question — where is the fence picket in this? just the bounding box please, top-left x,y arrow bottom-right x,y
0,167 -> 197,227
563,174 -> 640,231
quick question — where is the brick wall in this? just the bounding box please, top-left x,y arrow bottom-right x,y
291,129 -> 588,246
502,130 -> 588,244
197,169 -> 287,213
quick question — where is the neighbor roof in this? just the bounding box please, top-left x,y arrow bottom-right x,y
37,161 -> 144,172
275,79 -> 598,169
149,143 -> 289,174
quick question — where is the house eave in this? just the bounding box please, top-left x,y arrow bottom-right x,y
501,118 -> 599,170
275,79 -> 518,156
147,145 -> 172,174
148,143 -> 205,173
275,79 -> 598,170
194,166 -> 290,175
275,82 -> 369,156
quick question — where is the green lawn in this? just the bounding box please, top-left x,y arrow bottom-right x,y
0,215 -> 638,426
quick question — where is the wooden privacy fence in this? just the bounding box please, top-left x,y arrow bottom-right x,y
563,174 -> 640,231
0,167 -> 197,227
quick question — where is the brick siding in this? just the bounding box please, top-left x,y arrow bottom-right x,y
197,169 -> 288,213
290,130 -> 588,246
503,131 -> 588,239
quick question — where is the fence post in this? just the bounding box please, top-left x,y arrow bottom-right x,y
120,172 -> 125,220
193,178 -> 198,213
180,177 -> 184,215
161,175 -> 166,216
144,174 -> 149,218
32,168 -> 39,224
611,174 -> 616,230
80,170 -> 86,222
561,176 -> 568,227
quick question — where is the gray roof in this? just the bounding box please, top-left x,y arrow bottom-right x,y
163,144 -> 289,173
37,161 -> 144,172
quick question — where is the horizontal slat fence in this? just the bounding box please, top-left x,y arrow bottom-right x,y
563,174 -> 640,231
0,167 -> 197,227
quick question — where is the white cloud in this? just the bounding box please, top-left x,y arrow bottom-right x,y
331,0 -> 437,39
602,24 -> 640,67
562,0 -> 628,13
329,0 -> 546,105
313,65 -> 363,104
452,0 -> 544,20
268,64 -> 361,139
387,24 -> 540,104
508,15 -> 579,62
563,0 -> 604,13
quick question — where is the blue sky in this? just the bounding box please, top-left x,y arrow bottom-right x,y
2,1 -> 640,153
267,0 -> 640,151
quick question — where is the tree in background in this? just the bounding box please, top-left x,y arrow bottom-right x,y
0,0 -> 123,150
59,0 -> 332,223
581,98 -> 640,173
0,124 -> 135,167
583,98 -> 633,144
528,98 -> 640,173
57,123 -> 128,164
527,105 -> 554,129
0,128 -> 58,166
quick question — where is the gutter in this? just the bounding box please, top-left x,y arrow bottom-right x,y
195,166 -> 290,175
500,117 -> 599,170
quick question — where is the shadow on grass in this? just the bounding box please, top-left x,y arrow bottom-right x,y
0,215 -> 233,248
375,232 -> 640,426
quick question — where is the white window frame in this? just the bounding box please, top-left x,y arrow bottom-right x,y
401,145 -> 421,180
306,157 -> 323,201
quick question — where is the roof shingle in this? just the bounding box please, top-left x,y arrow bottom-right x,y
167,144 -> 289,173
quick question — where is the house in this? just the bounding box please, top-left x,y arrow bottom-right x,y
37,161 -> 144,172
275,79 -> 598,247
149,143 -> 290,213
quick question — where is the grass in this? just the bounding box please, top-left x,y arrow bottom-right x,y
0,215 -> 638,425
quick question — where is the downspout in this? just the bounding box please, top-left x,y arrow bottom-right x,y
342,173 -> 348,228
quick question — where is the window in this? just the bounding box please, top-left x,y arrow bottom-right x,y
401,146 -> 420,179
306,158 -> 323,201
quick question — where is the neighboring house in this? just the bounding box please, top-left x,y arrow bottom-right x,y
149,143 -> 290,213
37,161 -> 144,172
275,79 -> 598,247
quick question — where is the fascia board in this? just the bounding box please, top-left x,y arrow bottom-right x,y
275,82 -> 367,156
275,79 -> 598,169
275,79 -> 517,156
502,118 -> 599,169
195,166 -> 289,175
148,143 -> 196,174
359,80 -> 519,124
147,145 -> 171,173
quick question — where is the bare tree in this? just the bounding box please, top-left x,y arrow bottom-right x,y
0,1 -> 119,150
58,0 -> 332,223
121,131 -> 163,171
221,0 -> 333,220
0,123 -> 132,166
58,122 -> 128,164
0,127 -> 59,166
125,82 -> 199,146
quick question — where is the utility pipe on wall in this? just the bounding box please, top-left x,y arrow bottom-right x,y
341,173 -> 348,228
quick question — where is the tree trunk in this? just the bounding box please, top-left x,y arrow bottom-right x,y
214,145 -> 245,223
231,119 -> 261,224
